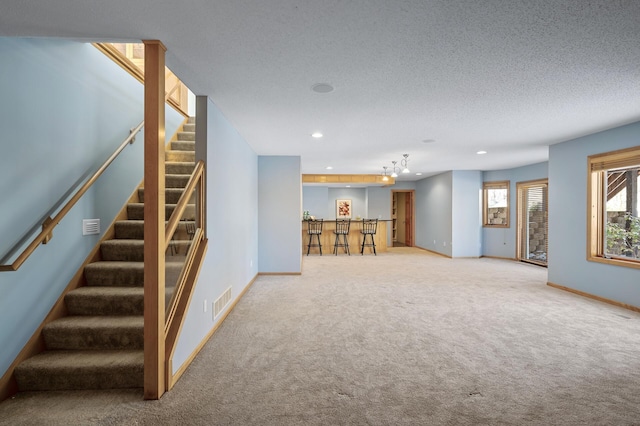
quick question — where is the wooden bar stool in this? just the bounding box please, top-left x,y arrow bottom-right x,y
333,219 -> 351,255
360,218 -> 378,255
306,219 -> 323,255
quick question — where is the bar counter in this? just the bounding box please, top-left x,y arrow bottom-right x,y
302,220 -> 388,254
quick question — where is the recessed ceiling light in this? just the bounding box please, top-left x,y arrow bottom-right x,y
477,150 -> 487,155
422,139 -> 436,144
325,166 -> 333,170
346,185 -> 351,188
312,83 -> 334,93
416,172 -> 423,176
311,132 -> 323,138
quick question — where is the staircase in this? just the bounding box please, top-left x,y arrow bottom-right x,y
13,118 -> 197,391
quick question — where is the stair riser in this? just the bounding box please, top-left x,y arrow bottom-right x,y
84,264 -> 144,287
167,174 -> 191,188
171,140 -> 195,151
14,352 -> 143,391
138,188 -> 196,204
177,131 -> 195,141
43,326 -> 143,350
101,240 -> 192,261
127,203 -> 196,221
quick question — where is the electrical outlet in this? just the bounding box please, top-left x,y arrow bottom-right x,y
203,299 -> 207,312
433,240 -> 436,245
443,241 -> 446,247
250,259 -> 253,267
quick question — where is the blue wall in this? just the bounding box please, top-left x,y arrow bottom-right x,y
548,122 -> 640,307
415,172 -> 453,256
258,156 -> 302,273
0,38 -> 183,377
482,162 -> 549,258
452,171 -> 482,257
302,186 -> 328,219
172,97 -> 258,373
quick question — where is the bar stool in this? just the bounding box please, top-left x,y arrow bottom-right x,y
333,219 -> 351,255
360,218 -> 378,255
306,219 -> 323,255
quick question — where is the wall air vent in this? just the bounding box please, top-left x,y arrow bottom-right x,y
82,219 -> 100,236
213,286 -> 232,320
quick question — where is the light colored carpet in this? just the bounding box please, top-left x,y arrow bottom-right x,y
1,247 -> 639,425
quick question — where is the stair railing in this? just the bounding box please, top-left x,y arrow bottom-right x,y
163,160 -> 207,386
0,121 -> 144,272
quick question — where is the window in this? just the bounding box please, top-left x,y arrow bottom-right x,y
483,181 -> 510,227
588,146 -> 640,269
516,180 -> 548,266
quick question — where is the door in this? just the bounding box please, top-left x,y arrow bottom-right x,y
391,190 -> 415,247
517,179 -> 548,266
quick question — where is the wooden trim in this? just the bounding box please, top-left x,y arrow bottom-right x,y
164,162 -> 204,250
93,43 -> 144,83
143,39 -> 166,401
0,183 -> 140,402
302,174 -> 395,185
547,282 -> 640,314
258,272 -> 302,276
391,190 -> 416,247
168,273 -> 259,388
516,179 -> 548,263
166,238 -> 208,390
587,146 -> 640,269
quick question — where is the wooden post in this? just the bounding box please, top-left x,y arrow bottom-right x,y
143,40 -> 166,400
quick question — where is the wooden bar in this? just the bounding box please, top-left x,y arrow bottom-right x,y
302,220 -> 388,254
143,40 -> 166,400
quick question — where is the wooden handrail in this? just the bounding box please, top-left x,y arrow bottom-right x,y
0,121 -> 144,272
164,160 -> 205,251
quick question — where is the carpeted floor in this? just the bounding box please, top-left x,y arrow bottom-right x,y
1,247 -> 639,425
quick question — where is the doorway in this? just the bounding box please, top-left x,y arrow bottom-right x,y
392,190 -> 415,247
516,179 -> 548,266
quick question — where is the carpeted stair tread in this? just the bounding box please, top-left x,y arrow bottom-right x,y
126,203 -> 196,221
14,350 -> 143,391
84,260 -> 186,287
114,219 -> 197,239
166,162 -> 195,174
166,150 -> 195,162
171,140 -> 195,151
65,286 -> 144,316
43,316 -> 143,350
138,187 -> 194,204
182,123 -> 195,132
84,261 -> 145,287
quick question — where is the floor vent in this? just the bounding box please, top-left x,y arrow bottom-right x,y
213,287 -> 232,320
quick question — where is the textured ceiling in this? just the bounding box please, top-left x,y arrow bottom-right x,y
1,0 -> 639,180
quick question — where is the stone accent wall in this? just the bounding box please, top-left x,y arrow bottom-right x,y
487,207 -> 508,225
528,209 -> 547,261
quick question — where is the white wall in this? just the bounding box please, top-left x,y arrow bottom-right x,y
548,122 -> 640,307
482,162 -> 548,258
258,156 -> 302,273
0,38 -> 183,377
172,97 -> 259,373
